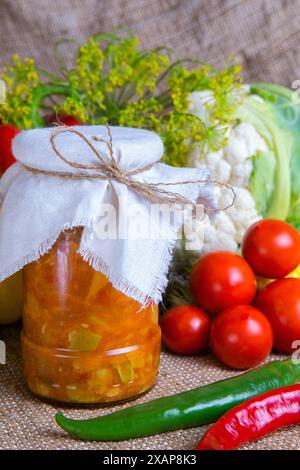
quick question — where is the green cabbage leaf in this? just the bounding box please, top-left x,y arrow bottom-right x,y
235,82 -> 300,229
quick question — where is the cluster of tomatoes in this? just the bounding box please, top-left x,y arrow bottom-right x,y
161,219 -> 300,370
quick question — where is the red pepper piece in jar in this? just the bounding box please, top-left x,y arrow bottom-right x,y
196,384 -> 300,450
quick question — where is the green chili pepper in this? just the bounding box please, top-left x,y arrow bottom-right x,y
55,359 -> 300,441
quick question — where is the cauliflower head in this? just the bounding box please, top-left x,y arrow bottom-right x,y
186,91 -> 267,253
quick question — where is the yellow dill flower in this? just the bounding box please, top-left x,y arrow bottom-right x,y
0,55 -> 39,129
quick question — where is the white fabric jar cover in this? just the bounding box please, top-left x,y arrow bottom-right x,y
0,125 -> 213,304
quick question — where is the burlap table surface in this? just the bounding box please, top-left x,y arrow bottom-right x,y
1,323 -> 299,450
1,0 -> 300,86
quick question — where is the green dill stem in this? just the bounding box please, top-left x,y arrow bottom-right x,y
155,59 -> 197,87
157,89 -> 173,102
119,83 -> 139,106
30,83 -> 81,127
36,67 -> 62,82
116,83 -> 135,107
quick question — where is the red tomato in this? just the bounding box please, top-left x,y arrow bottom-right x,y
242,219 -> 300,279
190,251 -> 256,315
45,114 -> 82,126
160,305 -> 211,355
0,124 -> 20,173
210,305 -> 273,370
256,278 -> 300,354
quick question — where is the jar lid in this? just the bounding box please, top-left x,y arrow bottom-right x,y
13,125 -> 164,175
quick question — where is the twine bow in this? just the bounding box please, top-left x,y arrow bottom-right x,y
23,125 -> 236,211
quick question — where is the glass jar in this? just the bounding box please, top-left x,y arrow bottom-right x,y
21,228 -> 161,404
0,272 -> 22,324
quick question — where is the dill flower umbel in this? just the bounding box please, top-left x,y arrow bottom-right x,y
0,32 -> 243,166
0,55 -> 39,129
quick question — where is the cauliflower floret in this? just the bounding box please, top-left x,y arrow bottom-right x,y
214,212 -> 236,237
230,159 -> 253,187
201,213 -> 238,253
227,188 -> 261,243
190,149 -> 222,169
191,170 -> 261,252
224,122 -> 267,165
183,211 -> 238,253
232,187 -> 256,211
205,150 -> 222,169
196,151 -> 232,184
225,131 -> 249,163
214,159 -> 232,184
235,122 -> 267,156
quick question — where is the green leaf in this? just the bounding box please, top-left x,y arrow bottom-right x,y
249,150 -> 276,216
236,95 -> 291,220
251,83 -> 300,230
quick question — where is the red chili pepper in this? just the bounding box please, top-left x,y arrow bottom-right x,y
196,384 -> 300,450
0,124 -> 20,173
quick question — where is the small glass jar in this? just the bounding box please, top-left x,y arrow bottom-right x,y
21,228 -> 161,403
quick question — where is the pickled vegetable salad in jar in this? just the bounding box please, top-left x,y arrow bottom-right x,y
22,229 -> 160,403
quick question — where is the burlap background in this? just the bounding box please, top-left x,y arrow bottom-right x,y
1,324 -> 299,450
1,0 -> 300,85
1,0 -> 300,451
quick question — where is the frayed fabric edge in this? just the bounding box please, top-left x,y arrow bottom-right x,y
0,218 -> 179,307
0,219 -> 93,284
0,234 -> 59,283
79,247 -> 155,307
